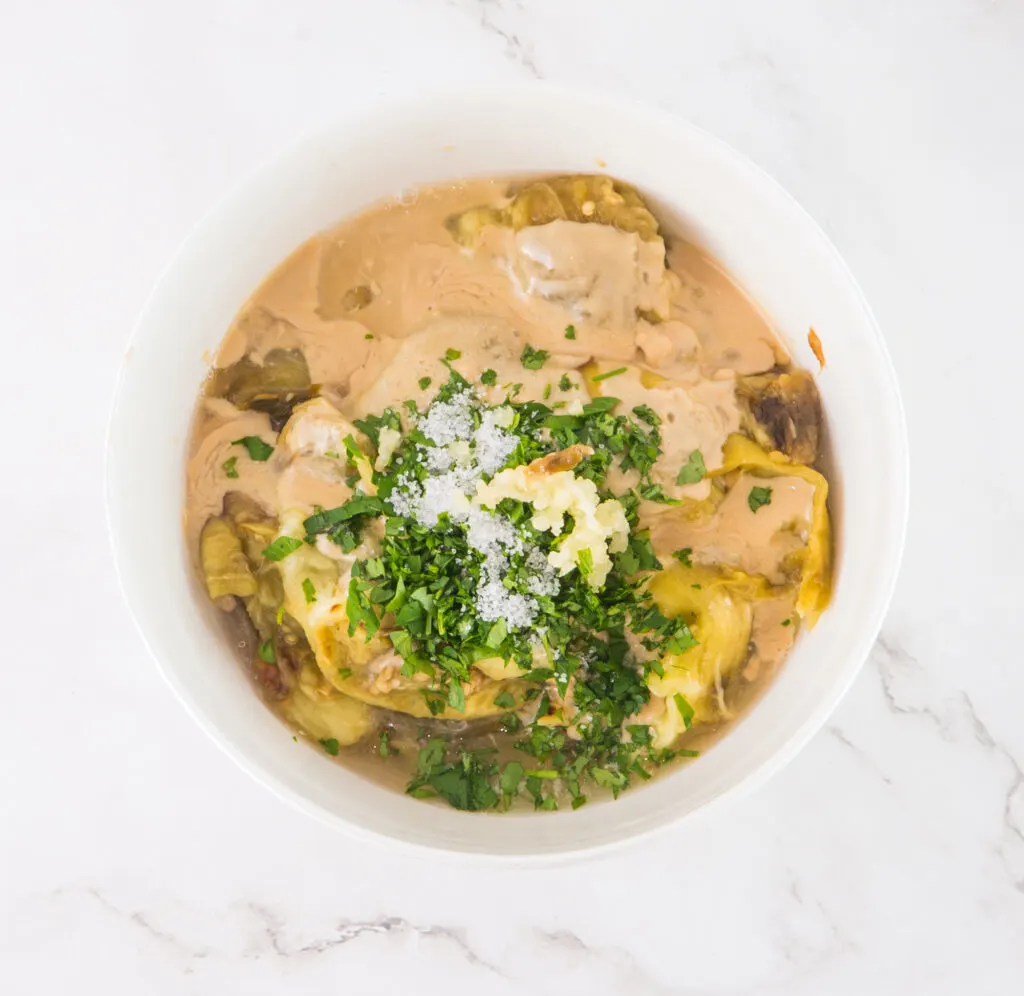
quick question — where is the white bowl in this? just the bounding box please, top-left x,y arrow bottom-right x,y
107,84 -> 907,861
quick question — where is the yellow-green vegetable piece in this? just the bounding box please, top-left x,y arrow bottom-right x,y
447,173 -> 661,247
714,434 -> 832,626
199,517 -> 257,600
647,563 -> 761,740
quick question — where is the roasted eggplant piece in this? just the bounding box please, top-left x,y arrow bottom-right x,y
210,347 -> 315,431
738,370 -> 822,465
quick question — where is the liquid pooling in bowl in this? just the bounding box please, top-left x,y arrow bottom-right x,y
185,174 -> 832,813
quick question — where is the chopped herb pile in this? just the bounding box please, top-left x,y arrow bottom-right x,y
304,365 -> 703,811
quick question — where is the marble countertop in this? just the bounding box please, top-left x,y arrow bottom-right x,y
4,1 -> 1023,992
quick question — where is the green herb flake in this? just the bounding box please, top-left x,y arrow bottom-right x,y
364,333 -> 374,340
673,693 -> 695,729
748,485 -> 773,512
485,618 -> 508,649
418,376 -> 432,391
564,324 -> 577,340
232,436 -> 274,461
378,729 -> 392,758
302,578 -> 317,604
520,344 -> 550,370
444,347 -> 462,362
261,536 -> 304,561
673,547 -> 693,567
592,366 -> 628,383
319,738 -> 340,756
500,761 -> 524,799
676,449 -> 706,485
631,404 -> 661,426
257,638 -> 276,664
337,667 -> 353,680
480,368 -> 497,386
448,683 -> 466,712
782,618 -> 792,627
221,456 -> 239,479
559,373 -> 572,392
303,494 -> 386,538
494,690 -> 516,709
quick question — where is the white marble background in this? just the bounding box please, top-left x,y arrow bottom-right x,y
3,1 -> 1022,992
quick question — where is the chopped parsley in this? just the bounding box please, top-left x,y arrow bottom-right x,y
258,638 -> 276,664
673,693 -> 695,728
407,741 -> 499,811
221,456 -> 239,479
564,324 -> 577,340
378,729 -> 393,758
261,536 -> 304,561
520,344 -> 550,370
480,369 -> 497,386
302,578 -> 317,604
444,347 -> 462,362
748,485 -> 773,512
559,373 -> 572,392
303,494 -> 386,553
232,436 -> 274,461
631,405 -> 661,426
364,333 -> 374,340
292,366 -> 705,812
592,366 -> 628,383
673,548 -> 693,567
676,449 -> 706,485
319,738 -> 340,756
782,618 -> 792,627
418,376 -> 432,391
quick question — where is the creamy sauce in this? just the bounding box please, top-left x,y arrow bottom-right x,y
650,472 -> 816,584
184,174 -> 831,807
187,178 -> 785,546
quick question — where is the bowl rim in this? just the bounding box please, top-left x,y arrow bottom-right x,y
106,81 -> 908,864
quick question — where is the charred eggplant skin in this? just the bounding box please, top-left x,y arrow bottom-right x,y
739,370 -> 822,465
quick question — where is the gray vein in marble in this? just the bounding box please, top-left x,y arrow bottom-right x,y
532,928 -> 685,995
471,0 -> 541,78
959,692 -> 1024,893
873,634 -> 1024,892
246,902 -> 503,973
779,869 -> 850,969
78,888 -> 211,961
62,886 -> 701,992
75,888 -> 504,972
827,725 -> 894,786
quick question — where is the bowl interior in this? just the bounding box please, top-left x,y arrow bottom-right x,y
107,86 -> 906,859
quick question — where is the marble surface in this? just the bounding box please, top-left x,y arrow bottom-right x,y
3,1 -> 1023,992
